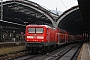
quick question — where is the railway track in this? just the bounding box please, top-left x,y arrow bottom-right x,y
44,43 -> 82,60
13,54 -> 43,60
0,42 -> 26,60
53,44 -> 82,60
0,50 -> 28,60
13,42 -> 83,60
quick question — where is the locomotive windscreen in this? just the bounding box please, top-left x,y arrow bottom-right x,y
28,28 -> 44,33
28,28 -> 35,33
36,28 -> 44,33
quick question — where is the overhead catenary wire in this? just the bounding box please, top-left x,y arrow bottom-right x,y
55,0 -> 67,15
60,0 -> 67,9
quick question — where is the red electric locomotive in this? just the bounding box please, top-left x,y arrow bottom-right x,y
25,24 -> 57,52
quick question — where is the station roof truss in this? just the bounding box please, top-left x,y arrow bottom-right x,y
57,6 -> 84,34
1,0 -> 58,28
1,0 -> 88,34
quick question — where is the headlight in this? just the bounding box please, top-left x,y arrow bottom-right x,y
37,36 -> 44,39
27,36 -> 33,38
26,40 -> 29,41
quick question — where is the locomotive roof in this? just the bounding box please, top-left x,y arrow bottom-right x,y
26,24 -> 53,28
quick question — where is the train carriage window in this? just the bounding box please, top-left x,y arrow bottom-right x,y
28,28 -> 35,33
36,28 -> 44,33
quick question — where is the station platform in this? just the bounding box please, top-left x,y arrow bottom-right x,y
77,42 -> 90,60
0,41 -> 25,48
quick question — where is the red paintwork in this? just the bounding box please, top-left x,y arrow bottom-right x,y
25,24 -> 83,48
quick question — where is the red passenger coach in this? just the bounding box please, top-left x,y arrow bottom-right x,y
25,24 -> 57,51
76,35 -> 83,41
55,28 -> 68,45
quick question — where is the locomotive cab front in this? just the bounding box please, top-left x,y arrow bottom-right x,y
25,25 -> 47,49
